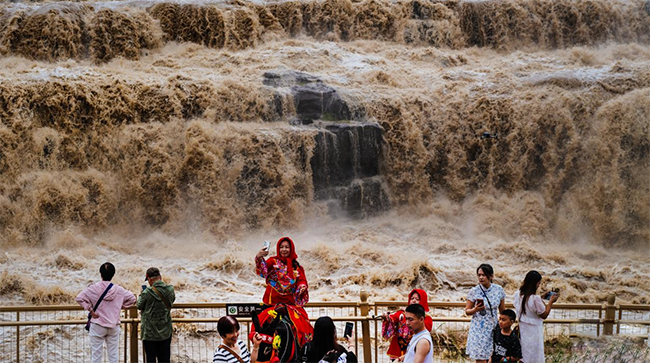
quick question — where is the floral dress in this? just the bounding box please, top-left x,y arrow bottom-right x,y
465,283 -> 506,360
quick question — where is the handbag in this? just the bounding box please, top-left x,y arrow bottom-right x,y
85,283 -> 113,331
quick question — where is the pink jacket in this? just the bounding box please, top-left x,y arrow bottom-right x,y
76,281 -> 136,328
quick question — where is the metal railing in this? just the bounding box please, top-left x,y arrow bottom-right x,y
1,292 -> 649,362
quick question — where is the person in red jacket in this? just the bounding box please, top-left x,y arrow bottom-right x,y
255,236 -> 309,307
381,289 -> 434,360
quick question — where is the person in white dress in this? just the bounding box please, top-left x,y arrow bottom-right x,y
513,270 -> 559,363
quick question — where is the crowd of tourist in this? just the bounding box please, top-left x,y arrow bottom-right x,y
76,237 -> 559,363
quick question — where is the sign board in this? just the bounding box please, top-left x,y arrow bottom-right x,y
226,303 -> 265,317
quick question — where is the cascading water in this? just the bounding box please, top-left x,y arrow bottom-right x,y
0,0 -> 649,312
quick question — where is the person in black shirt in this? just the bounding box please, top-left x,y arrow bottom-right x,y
302,316 -> 358,362
490,309 -> 522,363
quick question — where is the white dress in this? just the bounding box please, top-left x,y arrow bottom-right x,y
513,291 -> 546,363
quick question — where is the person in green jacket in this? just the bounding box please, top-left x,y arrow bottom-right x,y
138,267 -> 175,362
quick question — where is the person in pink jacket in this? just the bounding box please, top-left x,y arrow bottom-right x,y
76,262 -> 136,363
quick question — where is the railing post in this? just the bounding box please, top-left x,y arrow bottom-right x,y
359,290 -> 372,362
129,306 -> 139,363
16,311 -> 20,363
604,293 -> 616,335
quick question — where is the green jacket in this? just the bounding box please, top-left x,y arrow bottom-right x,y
137,280 -> 175,341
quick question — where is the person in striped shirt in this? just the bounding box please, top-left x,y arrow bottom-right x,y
213,316 -> 262,363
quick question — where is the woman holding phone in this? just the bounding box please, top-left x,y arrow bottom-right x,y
255,236 -> 309,307
513,270 -> 559,363
464,264 -> 505,363
301,316 -> 357,362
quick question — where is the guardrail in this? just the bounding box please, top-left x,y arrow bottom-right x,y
1,292 -> 649,362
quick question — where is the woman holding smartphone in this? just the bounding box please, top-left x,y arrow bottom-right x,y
464,264 -> 506,363
255,236 -> 309,307
513,270 -> 559,363
253,236 -> 313,357
302,316 -> 357,362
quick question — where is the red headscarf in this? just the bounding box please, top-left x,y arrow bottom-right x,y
274,236 -> 298,278
409,289 -> 430,312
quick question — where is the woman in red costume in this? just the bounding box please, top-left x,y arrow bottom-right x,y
381,289 -> 434,360
255,236 -> 308,307
253,237 -> 313,356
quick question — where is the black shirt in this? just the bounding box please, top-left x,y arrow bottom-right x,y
302,343 -> 358,363
491,326 -> 522,362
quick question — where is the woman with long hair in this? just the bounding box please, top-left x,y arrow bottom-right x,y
464,263 -> 506,363
513,270 -> 559,363
303,316 -> 357,363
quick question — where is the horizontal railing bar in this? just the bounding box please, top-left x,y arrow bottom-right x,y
619,305 -> 650,311
615,320 -> 650,325
0,316 -> 610,327
0,301 -> 361,312
0,320 -> 87,326
373,302 -> 606,310
374,302 -> 467,308
0,305 -> 86,312
172,316 -> 373,324
0,318 -> 142,327
544,318 -> 602,324
0,302 -> 641,316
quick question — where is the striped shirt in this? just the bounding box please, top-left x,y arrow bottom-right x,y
213,340 -> 251,363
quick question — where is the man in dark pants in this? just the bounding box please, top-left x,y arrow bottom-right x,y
138,267 -> 175,362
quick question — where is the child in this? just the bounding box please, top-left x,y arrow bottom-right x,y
490,309 -> 522,363
381,289 -> 433,360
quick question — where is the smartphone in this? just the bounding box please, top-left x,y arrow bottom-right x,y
475,298 -> 484,307
141,285 -> 147,291
543,291 -> 556,300
344,322 -> 354,338
263,240 -> 271,251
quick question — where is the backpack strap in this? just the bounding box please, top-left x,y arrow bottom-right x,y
218,344 -> 246,363
85,283 -> 113,331
151,285 -> 172,310
479,286 -> 494,317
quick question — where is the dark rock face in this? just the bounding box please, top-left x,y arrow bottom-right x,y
262,69 -> 389,217
292,83 -> 351,123
311,122 -> 389,217
342,178 -> 390,217
263,70 -> 321,87
318,178 -> 390,218
263,69 -> 351,123
311,123 -> 383,191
